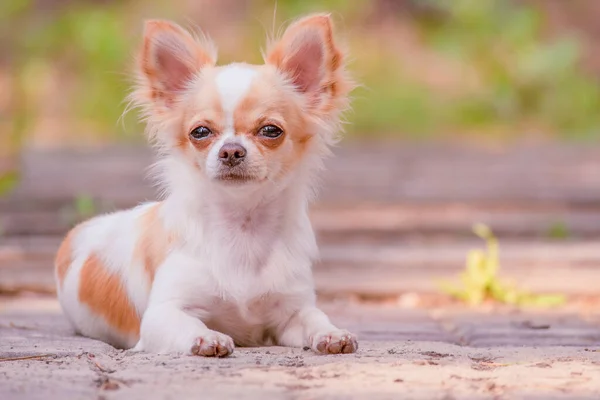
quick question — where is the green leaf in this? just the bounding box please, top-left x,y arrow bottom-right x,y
74,194 -> 96,218
0,171 -> 19,196
546,221 -> 570,240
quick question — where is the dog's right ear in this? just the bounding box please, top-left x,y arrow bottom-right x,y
137,20 -> 217,110
265,14 -> 351,116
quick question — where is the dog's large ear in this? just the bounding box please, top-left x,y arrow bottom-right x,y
137,20 -> 216,110
265,14 -> 351,114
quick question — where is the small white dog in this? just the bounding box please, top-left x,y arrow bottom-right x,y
54,14 -> 357,357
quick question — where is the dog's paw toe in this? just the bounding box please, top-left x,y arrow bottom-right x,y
311,330 -> 358,354
191,331 -> 234,357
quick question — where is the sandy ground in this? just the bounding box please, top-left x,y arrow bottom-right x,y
2,299 -> 600,400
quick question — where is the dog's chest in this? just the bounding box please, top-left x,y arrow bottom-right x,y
178,204 -> 312,346
187,294 -> 285,347
206,208 -> 283,270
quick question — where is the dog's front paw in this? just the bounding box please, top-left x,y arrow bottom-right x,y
311,330 -> 358,354
191,330 -> 234,357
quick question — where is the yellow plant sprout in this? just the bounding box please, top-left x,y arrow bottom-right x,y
439,224 -> 565,307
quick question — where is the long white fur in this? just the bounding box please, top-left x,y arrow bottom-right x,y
56,16 -> 356,356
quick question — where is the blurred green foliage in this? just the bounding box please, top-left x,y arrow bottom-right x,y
0,171 -> 19,196
3,0 -> 140,144
419,0 -> 600,139
546,220 -> 571,240
3,0 -> 600,146
60,194 -> 99,227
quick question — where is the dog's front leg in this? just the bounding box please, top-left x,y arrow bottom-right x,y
134,255 -> 234,357
136,302 -> 234,357
277,306 -> 358,354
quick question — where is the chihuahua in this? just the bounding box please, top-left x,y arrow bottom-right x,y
54,14 -> 356,357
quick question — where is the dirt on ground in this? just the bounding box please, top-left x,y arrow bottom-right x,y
1,298 -> 600,400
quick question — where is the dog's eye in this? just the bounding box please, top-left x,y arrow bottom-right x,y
259,125 -> 283,139
190,126 -> 212,140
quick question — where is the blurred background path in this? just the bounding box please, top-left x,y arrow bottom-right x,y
2,143 -> 600,300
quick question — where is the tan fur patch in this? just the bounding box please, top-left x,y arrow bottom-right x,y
178,70 -> 224,154
233,70 -> 311,165
79,253 -> 141,336
55,225 -> 80,289
134,203 -> 176,283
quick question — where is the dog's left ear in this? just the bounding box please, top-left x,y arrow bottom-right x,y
265,14 -> 351,114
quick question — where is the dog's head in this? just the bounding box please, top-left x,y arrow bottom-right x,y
133,15 -> 352,192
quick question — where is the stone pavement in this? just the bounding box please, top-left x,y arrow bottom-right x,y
1,297 -> 600,400
2,142 -> 600,398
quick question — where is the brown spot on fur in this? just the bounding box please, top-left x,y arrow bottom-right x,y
233,77 -> 298,152
177,73 -> 224,154
229,69 -> 314,179
134,203 -> 176,283
55,225 -> 81,289
79,253 -> 140,336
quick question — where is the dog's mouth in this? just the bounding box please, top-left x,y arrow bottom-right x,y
215,172 -> 259,184
213,164 -> 267,185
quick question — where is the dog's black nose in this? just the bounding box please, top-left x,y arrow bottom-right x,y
218,143 -> 246,167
